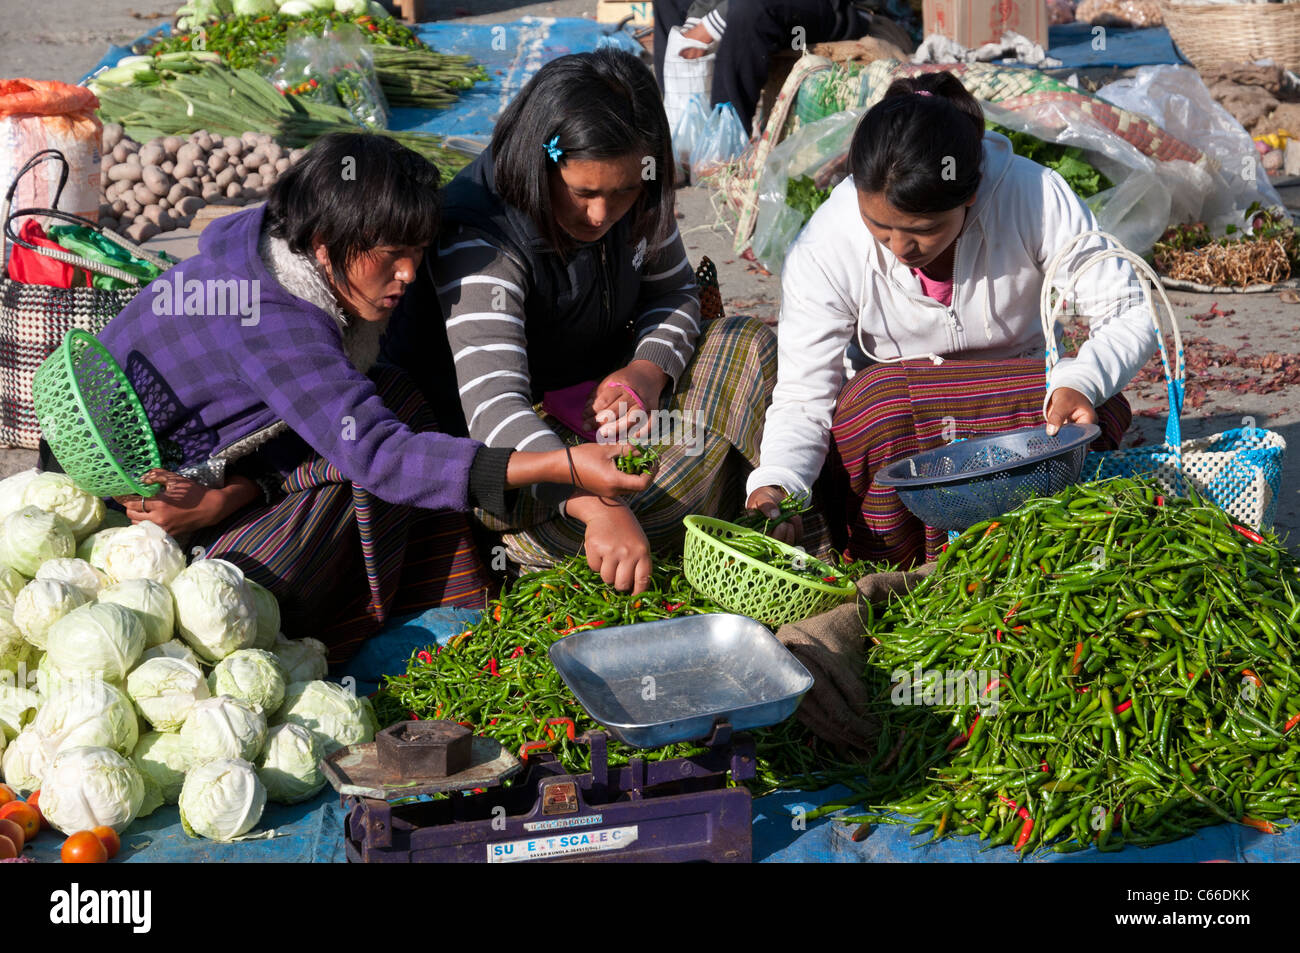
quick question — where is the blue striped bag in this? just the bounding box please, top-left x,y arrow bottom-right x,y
1044,231 -> 1286,531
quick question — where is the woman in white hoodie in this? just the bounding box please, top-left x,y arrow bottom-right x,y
745,72 -> 1157,566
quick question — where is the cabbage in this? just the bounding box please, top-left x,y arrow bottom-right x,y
41,746 -> 146,835
256,722 -> 325,804
271,633 -> 328,683
21,473 -> 106,542
78,525 -> 127,572
171,559 -> 258,662
0,506 -> 75,577
101,521 -> 185,586
180,695 -> 267,764
98,578 -> 175,647
0,727 -> 51,795
208,649 -> 286,716
0,469 -> 39,521
234,0 -> 276,13
334,0 -> 367,13
0,683 -> 40,741
32,677 -> 139,756
0,567 -> 25,609
277,0 -> 316,13
0,607 -> 33,677
133,730 -> 193,810
274,680 -> 375,756
13,580 -> 89,650
246,579 -> 280,651
126,657 -> 211,732
179,757 -> 266,841
35,557 -> 107,600
45,602 -> 145,683
140,639 -> 202,669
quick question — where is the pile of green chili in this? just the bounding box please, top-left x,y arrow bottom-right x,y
811,477 -> 1300,855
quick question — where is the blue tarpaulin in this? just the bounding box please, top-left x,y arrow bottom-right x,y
1042,22 -> 1186,70
25,607 -> 1300,863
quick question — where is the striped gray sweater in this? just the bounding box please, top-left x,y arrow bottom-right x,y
437,225 -> 702,454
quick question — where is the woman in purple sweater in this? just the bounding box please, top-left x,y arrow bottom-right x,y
90,134 -> 648,661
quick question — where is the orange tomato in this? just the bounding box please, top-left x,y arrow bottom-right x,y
0,834 -> 16,860
0,817 -> 24,852
0,802 -> 40,843
91,826 -> 121,860
0,784 -> 15,807
25,790 -> 47,830
61,831 -> 108,864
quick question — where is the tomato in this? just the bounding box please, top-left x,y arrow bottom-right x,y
61,831 -> 108,864
0,784 -> 15,807
0,817 -> 24,852
25,790 -> 47,830
0,802 -> 40,843
91,826 -> 121,860
0,834 -> 16,861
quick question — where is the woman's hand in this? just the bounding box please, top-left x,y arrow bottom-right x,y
113,470 -> 259,539
566,495 -> 653,594
567,442 -> 656,497
745,485 -> 803,546
585,360 -> 669,440
1044,387 -> 1098,437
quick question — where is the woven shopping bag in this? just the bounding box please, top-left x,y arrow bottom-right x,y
1042,230 -> 1285,531
1,149 -> 165,449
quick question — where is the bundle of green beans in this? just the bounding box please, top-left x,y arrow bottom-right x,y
370,47 -> 490,109
373,556 -> 722,770
809,477 -> 1300,855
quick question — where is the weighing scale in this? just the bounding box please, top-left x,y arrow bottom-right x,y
322,614 -> 814,863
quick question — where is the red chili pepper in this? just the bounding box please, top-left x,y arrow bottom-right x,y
407,711 -> 419,720
1242,669 -> 1262,687
509,646 -> 526,659
663,602 -> 684,612
1242,816 -> 1277,835
982,678 -> 1002,698
1285,713 -> 1300,733
590,620 -> 607,627
983,521 -> 1000,538
1040,760 -> 1050,774
1232,524 -> 1266,545
416,650 -> 433,665
822,576 -> 838,583
1003,602 -> 1022,623
493,605 -> 503,622
485,658 -> 499,677
995,629 -> 1004,643
1155,495 -> 1165,506
946,713 -> 980,751
1015,817 -> 1035,852
1077,686 -> 1090,693
997,794 -> 1031,821
1071,641 -> 1084,676
489,718 -> 499,726
1114,699 -> 1132,714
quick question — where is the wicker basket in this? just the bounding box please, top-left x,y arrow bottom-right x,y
1160,0 -> 1300,71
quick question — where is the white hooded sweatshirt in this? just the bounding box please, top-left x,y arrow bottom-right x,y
747,131 -> 1159,498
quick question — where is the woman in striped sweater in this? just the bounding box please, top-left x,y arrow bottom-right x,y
384,49 -> 776,594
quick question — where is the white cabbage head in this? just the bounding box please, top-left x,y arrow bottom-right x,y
271,633 -> 329,683
180,695 -> 267,764
45,602 -> 145,683
126,656 -> 211,732
274,680 -> 375,756
32,676 -> 139,757
0,607 -> 34,676
256,722 -> 325,804
13,579 -> 89,650
35,557 -> 107,599
0,567 -> 26,609
140,639 -> 202,669
171,559 -> 258,662
132,730 -> 193,812
98,578 -> 175,647
0,682 -> 40,741
100,521 -> 185,586
0,507 -> 75,577
21,473 -> 106,542
0,727 -> 52,796
208,649 -> 286,717
78,525 -> 127,573
0,469 -> 40,521
245,580 -> 280,651
41,745 -> 146,835
179,757 -> 266,841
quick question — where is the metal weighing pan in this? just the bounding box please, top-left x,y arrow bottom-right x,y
547,613 -> 814,749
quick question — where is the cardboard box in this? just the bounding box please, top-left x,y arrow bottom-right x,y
923,0 -> 1048,50
595,0 -> 654,28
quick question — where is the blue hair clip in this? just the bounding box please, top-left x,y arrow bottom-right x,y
544,136 -> 563,162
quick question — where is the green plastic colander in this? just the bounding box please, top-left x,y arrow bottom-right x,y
682,515 -> 856,627
32,329 -> 161,498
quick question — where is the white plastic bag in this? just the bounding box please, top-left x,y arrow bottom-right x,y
671,94 -> 710,183
689,102 -> 748,184
662,26 -> 716,136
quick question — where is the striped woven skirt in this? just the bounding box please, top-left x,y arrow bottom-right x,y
820,358 -> 1133,568
489,315 -> 786,571
191,366 -> 494,664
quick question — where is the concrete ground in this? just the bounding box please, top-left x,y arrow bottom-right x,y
6,1 -> 1300,543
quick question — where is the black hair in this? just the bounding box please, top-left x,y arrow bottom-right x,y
849,72 -> 985,214
490,48 -> 675,253
264,132 -> 442,291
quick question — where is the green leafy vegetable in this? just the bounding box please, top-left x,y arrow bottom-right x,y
986,122 -> 1113,199
786,175 -> 832,226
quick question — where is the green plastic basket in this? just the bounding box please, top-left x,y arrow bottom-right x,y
682,515 -> 856,627
32,329 -> 161,498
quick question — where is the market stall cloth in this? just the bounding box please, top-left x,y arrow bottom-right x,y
83,18 -> 643,147
28,607 -> 1300,864
1038,23 -> 1185,70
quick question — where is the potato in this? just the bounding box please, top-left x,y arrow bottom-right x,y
258,162 -> 275,181
241,130 -> 260,147
174,195 -> 204,218
142,166 -> 171,198
243,173 -> 263,192
110,198 -> 127,216
214,167 -> 236,189
123,195 -> 142,215
107,162 -> 143,184
179,176 -> 201,197
176,142 -> 201,164
100,154 -> 115,172
275,157 -> 291,174
261,142 -> 283,164
139,142 -> 165,167
126,151 -> 141,166
120,138 -> 140,154
201,182 -> 223,201
157,197 -> 171,211
225,182 -> 244,201
132,182 -> 156,206
192,131 -> 214,151
111,142 -> 129,163
162,136 -> 184,157
243,149 -> 265,170
222,136 -> 244,157
161,160 -> 175,175
207,151 -> 228,174
173,159 -> 195,180
126,221 -> 160,243
192,161 -> 208,181
102,123 -> 124,151
98,201 -> 114,218
288,148 -> 305,163
142,205 -> 173,229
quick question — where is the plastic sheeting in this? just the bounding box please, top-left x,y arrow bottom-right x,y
1041,23 -> 1186,69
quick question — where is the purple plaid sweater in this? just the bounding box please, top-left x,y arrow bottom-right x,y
98,204 -> 501,513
